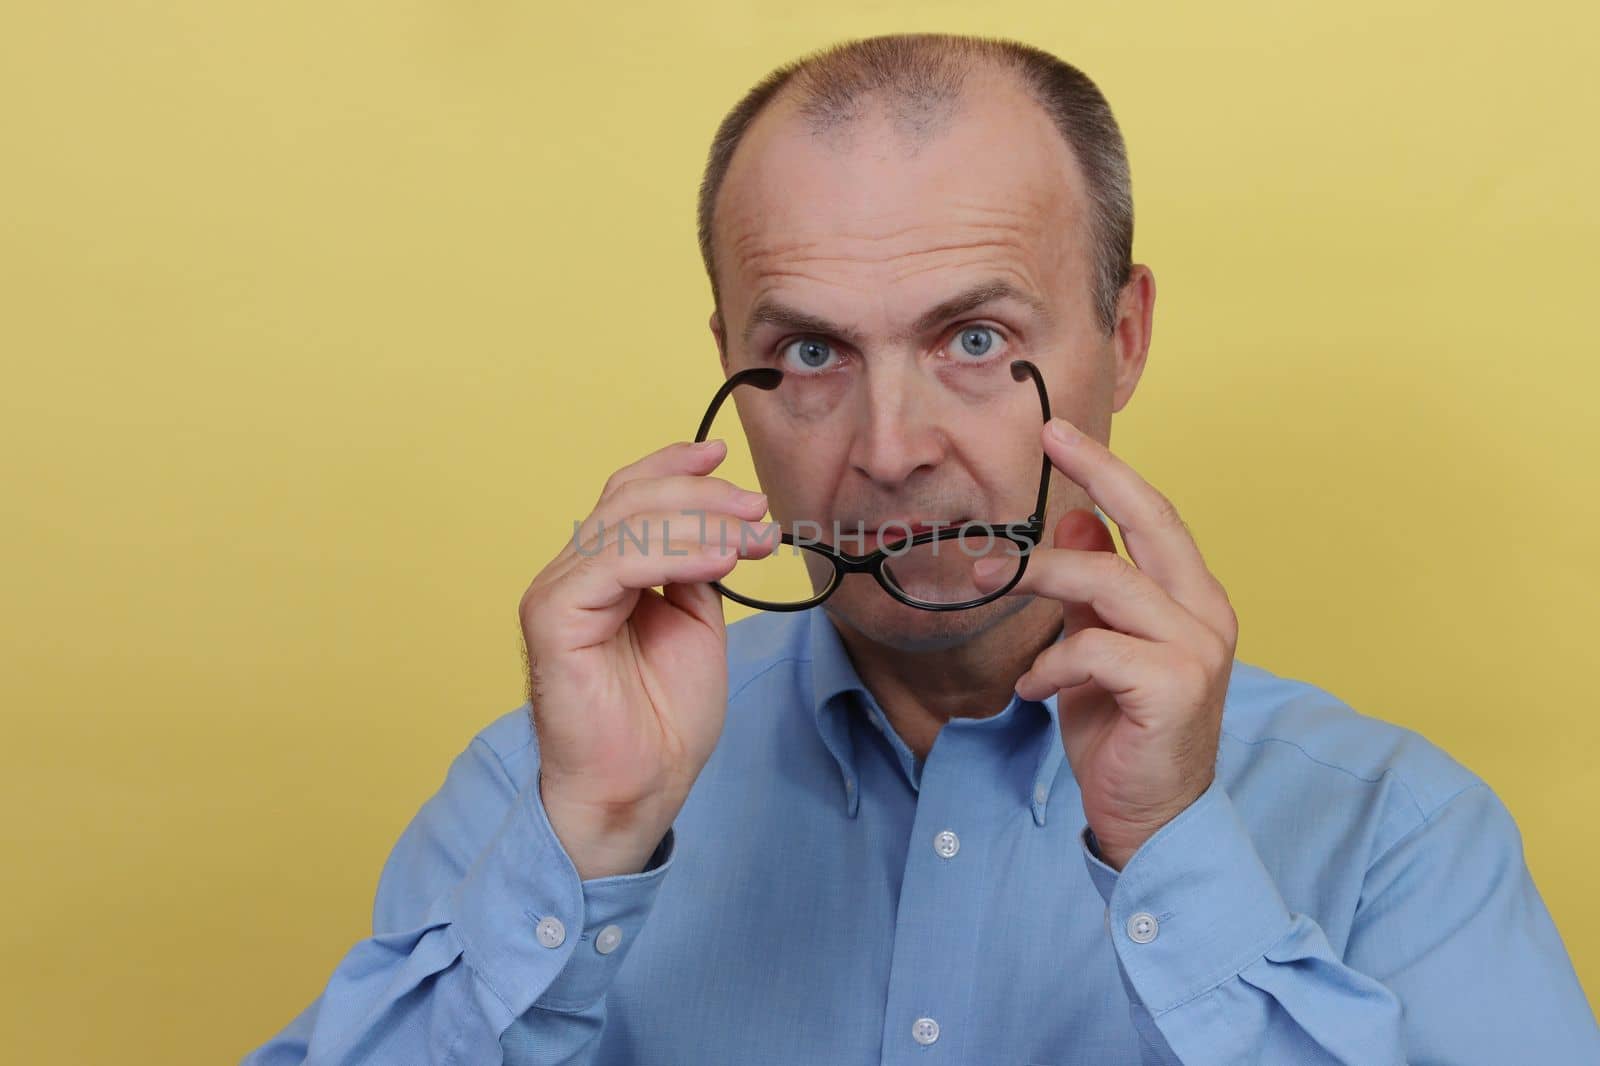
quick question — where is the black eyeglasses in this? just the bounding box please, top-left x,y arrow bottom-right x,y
692,358 -> 1053,612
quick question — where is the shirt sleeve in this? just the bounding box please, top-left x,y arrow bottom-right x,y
239,725 -> 675,1065
1078,775 -> 1600,1065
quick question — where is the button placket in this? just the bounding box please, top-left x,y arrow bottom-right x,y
881,729 -> 996,1060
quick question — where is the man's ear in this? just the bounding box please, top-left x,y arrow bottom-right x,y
1110,265 -> 1156,414
709,309 -> 729,372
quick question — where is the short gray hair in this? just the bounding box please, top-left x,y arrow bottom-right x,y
696,32 -> 1134,337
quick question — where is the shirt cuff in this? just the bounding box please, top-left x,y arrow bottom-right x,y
450,773 -> 676,1022
534,824 -> 676,1013
1078,775 -> 1295,1014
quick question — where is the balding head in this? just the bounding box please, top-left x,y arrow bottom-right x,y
697,33 -> 1134,337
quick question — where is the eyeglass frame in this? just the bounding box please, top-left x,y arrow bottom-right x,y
691,357 -> 1053,613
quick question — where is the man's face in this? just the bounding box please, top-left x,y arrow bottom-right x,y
710,70 -> 1125,651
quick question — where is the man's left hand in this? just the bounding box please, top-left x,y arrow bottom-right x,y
973,416 -> 1239,871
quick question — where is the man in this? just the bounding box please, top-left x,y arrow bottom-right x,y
244,32 -> 1599,1064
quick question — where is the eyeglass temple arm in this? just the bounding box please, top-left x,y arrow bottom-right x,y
1009,360 -> 1053,529
694,367 -> 784,443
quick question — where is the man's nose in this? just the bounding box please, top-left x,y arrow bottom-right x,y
844,364 -> 946,490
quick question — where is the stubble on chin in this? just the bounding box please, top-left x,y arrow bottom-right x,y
824,586 -> 1043,656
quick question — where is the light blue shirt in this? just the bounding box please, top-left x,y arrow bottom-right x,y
244,606 -> 1599,1064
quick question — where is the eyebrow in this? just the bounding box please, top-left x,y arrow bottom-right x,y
740,279 -> 1052,350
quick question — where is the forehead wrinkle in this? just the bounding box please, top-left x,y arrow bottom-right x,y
723,190 -> 1053,257
740,261 -> 1050,351
729,211 -> 1038,256
722,168 -> 1070,249
728,218 -> 990,260
739,236 -> 1044,298
924,196 -> 1062,227
735,226 -> 1037,279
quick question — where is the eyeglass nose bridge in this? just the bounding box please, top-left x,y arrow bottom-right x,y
799,523 -> 1044,612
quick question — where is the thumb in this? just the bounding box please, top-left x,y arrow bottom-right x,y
662,577 -> 727,636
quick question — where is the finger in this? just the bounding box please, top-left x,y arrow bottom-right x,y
573,474 -> 767,549
532,542 -> 739,654
983,543 -> 1208,646
1054,506 -> 1119,555
595,439 -> 730,506
550,515 -> 779,615
1039,419 -> 1233,636
564,509 -> 775,570
1015,627 -> 1170,719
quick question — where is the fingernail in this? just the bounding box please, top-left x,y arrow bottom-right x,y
736,490 -> 767,509
695,438 -> 725,451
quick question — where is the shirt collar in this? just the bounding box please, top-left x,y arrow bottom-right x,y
806,606 -> 1068,826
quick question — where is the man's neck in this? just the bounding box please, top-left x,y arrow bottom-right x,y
830,597 -> 1067,761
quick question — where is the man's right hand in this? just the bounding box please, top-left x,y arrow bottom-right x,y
518,439 -> 774,880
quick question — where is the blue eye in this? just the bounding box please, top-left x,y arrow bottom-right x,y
949,326 -> 1003,360
781,337 -> 837,373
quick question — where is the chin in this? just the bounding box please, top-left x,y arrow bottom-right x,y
823,579 -> 1034,654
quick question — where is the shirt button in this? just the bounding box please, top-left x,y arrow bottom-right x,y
535,916 -> 566,949
911,1016 -> 940,1045
1126,911 -> 1159,944
595,924 -> 623,955
933,829 -> 960,859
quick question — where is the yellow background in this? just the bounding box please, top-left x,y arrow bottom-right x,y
2,2 -> 1596,1058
